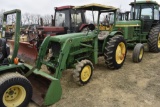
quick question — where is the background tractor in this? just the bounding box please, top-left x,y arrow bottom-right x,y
74,3 -> 127,69
0,3 -> 127,106
113,0 -> 160,62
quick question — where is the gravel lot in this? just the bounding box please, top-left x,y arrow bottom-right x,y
28,50 -> 160,107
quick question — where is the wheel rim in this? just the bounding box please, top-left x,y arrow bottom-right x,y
3,85 -> 26,107
115,42 -> 126,64
81,65 -> 92,82
158,33 -> 160,48
139,48 -> 143,59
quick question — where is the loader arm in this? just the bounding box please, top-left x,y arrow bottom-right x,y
44,38 -> 73,105
34,35 -> 72,79
27,35 -> 72,106
54,38 -> 72,78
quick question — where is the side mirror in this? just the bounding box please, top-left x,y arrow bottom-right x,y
88,24 -> 95,31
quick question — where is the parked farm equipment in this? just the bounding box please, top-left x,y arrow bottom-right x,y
113,0 -> 160,62
0,9 -> 32,107
8,5 -> 88,64
0,3 -> 127,106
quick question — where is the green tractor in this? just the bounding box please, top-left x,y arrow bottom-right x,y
113,0 -> 160,62
0,9 -> 33,107
0,3 -> 127,107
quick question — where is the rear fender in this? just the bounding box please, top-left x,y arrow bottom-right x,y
109,31 -> 123,37
102,31 -> 123,53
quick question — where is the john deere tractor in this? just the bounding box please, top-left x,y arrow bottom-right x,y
0,9 -> 32,107
113,0 -> 160,62
0,3 -> 127,106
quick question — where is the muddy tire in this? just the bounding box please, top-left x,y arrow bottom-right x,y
0,72 -> 32,107
73,59 -> 93,85
148,25 -> 160,52
132,43 -> 144,63
104,35 -> 127,69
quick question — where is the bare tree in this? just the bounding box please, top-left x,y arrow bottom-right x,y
7,14 -> 16,24
0,10 -> 52,26
0,9 -> 5,24
21,13 -> 42,25
36,14 -> 41,25
22,13 -> 31,24
42,15 -> 51,25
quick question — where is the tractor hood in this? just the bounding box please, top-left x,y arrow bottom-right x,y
51,32 -> 96,43
37,26 -> 66,37
115,20 -> 141,27
38,26 -> 65,32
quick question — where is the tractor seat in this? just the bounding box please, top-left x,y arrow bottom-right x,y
0,38 -> 10,63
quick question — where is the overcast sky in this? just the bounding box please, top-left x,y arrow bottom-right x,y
0,0 -> 152,15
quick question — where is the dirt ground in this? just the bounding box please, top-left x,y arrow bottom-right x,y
28,50 -> 160,107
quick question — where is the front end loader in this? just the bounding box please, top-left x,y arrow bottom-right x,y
27,3 -> 126,105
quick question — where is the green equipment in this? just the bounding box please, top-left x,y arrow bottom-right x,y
30,3 -> 126,105
113,0 -> 160,62
0,9 -> 32,107
81,3 -> 127,69
0,3 -> 127,106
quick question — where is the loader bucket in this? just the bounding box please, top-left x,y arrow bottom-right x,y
44,79 -> 62,105
7,40 -> 38,64
27,73 -> 62,106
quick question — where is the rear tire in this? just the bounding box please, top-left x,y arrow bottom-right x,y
104,35 -> 127,69
73,59 -> 93,85
148,24 -> 160,52
132,43 -> 144,63
0,72 -> 32,107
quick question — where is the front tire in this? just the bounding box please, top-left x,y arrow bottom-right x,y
148,25 -> 160,52
104,35 -> 127,69
0,72 -> 32,107
132,43 -> 144,63
73,59 -> 93,85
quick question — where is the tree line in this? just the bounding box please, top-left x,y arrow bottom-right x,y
0,9 -> 52,26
